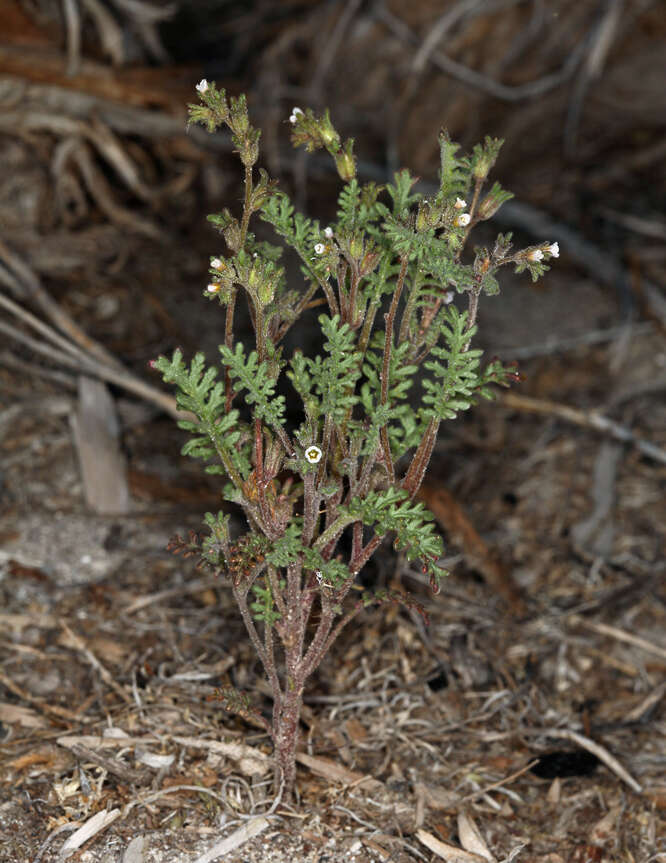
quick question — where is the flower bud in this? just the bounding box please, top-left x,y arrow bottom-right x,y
335,141 -> 356,181
349,233 -> 364,260
223,219 -> 242,253
417,203 -> 434,231
477,194 -> 502,221
318,111 -> 340,149
258,279 -> 275,306
359,251 -> 379,277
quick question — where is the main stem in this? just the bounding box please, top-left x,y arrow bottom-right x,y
273,684 -> 303,792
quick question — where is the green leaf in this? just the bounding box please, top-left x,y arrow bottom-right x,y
219,342 -> 286,431
343,488 -> 445,577
153,349 -> 250,480
421,306 -> 482,421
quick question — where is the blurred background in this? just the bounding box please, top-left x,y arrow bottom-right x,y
1,0 -> 664,588
1,0 -> 664,608
2,0 -> 664,362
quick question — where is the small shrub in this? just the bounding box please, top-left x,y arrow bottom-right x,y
153,81 -> 558,795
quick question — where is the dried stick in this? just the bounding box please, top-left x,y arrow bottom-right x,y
571,616 -> 666,662
0,309 -> 181,420
502,392 -> 666,465
378,2 -> 586,101
63,0 -> 83,77
61,622 -> 132,705
536,728 -> 642,793
0,237 -> 122,368
563,0 -> 624,156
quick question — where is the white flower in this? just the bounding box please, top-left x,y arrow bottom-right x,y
323,227 -> 334,238
443,290 -> 455,305
196,79 -> 209,94
206,283 -> 220,294
289,114 -> 298,124
292,107 -> 303,116
314,243 -> 325,255
210,258 -> 222,269
305,445 -> 322,464
547,242 -> 559,258
527,249 -> 544,262
454,197 -> 467,209
289,107 -> 304,124
455,213 -> 471,227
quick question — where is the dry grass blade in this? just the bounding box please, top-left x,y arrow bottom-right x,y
564,0 -> 623,156
62,0 -> 82,77
0,669 -> 80,722
411,0 -> 489,73
459,760 -> 539,803
0,243 -> 184,419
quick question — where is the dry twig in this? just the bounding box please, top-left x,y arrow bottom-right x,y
502,392 -> 666,465
378,1 -> 586,101
532,727 -> 642,793
570,616 -> 666,662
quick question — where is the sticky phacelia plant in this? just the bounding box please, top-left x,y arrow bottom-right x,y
153,81 -> 559,795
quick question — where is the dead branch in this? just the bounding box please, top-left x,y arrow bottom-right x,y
377,1 -> 586,101
531,727 -> 642,793
0,243 -> 184,418
502,392 -> 666,465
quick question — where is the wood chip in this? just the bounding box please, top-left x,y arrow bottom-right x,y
457,812 -> 496,862
173,737 -> 271,777
589,805 -> 620,845
192,817 -> 269,863
59,808 -> 121,859
295,752 -> 382,791
416,829 -> 488,862
0,701 -> 48,729
122,835 -> 146,863
70,375 -> 131,515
